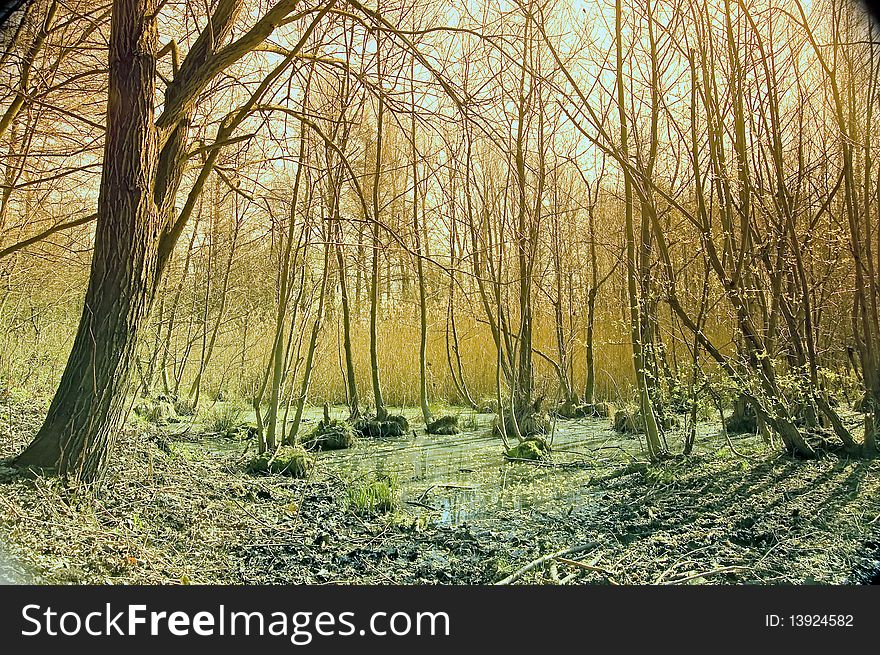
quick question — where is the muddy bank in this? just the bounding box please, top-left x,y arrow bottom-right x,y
1,396 -> 879,585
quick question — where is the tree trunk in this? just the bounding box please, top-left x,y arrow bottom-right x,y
288,232 -> 331,443
369,37 -> 386,421
615,0 -> 664,461
15,0 -> 160,482
265,127 -> 308,448
411,87 -> 432,426
335,223 -> 360,420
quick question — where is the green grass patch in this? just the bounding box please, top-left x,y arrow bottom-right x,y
345,473 -> 399,515
246,445 -> 314,478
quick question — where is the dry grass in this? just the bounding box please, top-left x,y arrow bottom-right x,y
0,304 -> 642,409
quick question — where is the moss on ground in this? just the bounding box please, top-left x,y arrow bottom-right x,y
505,437 -> 552,462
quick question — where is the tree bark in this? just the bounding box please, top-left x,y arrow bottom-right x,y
15,0 -> 160,482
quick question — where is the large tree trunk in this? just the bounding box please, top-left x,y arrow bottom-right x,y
15,0 -> 159,482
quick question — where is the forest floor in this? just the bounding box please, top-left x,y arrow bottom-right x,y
0,391 -> 879,585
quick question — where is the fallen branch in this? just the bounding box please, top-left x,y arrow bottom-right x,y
503,457 -> 593,470
662,566 -> 750,585
495,542 -> 598,585
503,457 -> 557,467
404,500 -> 438,510
557,556 -> 617,578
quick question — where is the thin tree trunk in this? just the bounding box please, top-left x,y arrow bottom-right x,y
369,37 -> 386,421
615,0 -> 664,461
335,221 -> 360,420
412,77 -> 432,426
288,227 -> 332,443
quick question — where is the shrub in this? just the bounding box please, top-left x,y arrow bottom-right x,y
174,398 -> 196,417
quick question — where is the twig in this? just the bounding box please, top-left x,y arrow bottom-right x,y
654,544 -> 716,583
495,542 -> 598,585
231,499 -> 294,533
662,566 -> 750,585
405,500 -> 438,510
557,557 -> 617,578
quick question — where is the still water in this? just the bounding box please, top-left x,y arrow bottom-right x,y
190,405 -> 720,527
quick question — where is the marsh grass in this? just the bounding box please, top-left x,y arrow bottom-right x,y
458,411 -> 479,431
345,472 -> 399,515
205,403 -> 245,436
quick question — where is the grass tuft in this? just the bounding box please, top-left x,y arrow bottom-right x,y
345,473 -> 399,515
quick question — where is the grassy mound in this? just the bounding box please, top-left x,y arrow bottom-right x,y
725,397 -> 758,435
613,406 -> 679,434
555,400 -> 611,419
246,445 -> 314,478
304,418 -> 355,451
505,437 -> 552,462
133,397 -> 179,425
354,414 -> 410,438
426,415 -> 460,435
477,399 -> 499,414
493,406 -> 550,439
613,406 -> 642,434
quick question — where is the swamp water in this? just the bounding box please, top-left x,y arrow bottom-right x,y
178,405 -> 723,528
